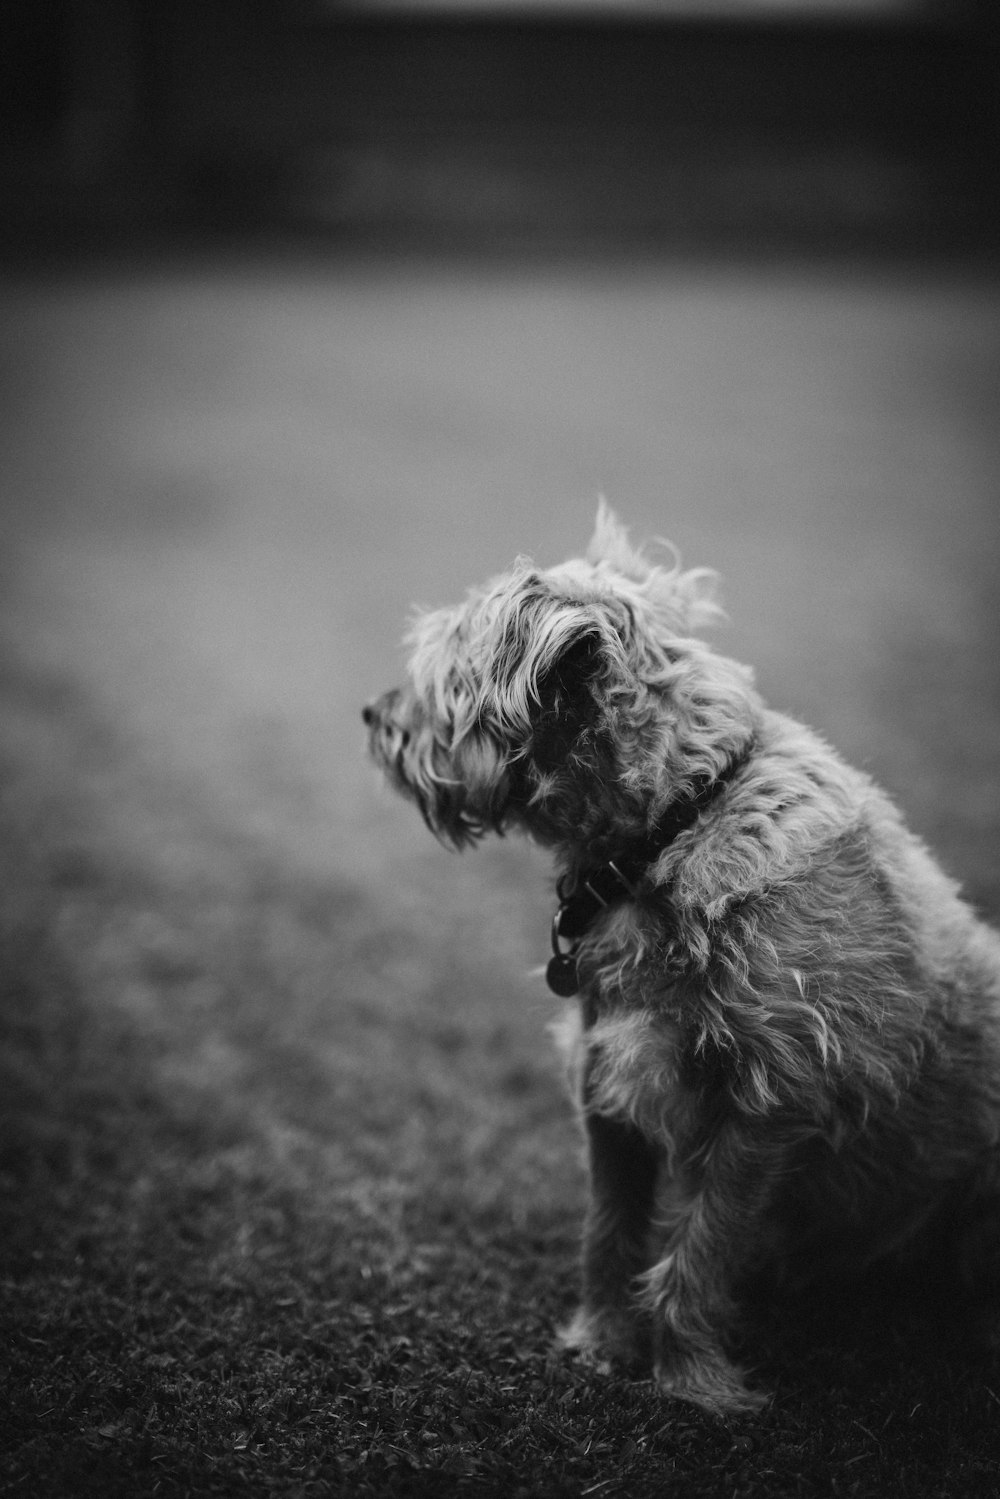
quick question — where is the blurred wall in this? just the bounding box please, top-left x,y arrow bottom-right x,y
1,0 -> 997,252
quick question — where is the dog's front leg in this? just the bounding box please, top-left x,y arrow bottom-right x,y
560,1109 -> 660,1367
642,1123 -> 777,1414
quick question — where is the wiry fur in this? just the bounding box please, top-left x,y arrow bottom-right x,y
364,502 -> 1000,1413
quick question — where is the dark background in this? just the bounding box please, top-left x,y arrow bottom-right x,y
2,0 -> 998,255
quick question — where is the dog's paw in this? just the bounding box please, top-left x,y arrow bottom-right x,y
654,1352 -> 770,1417
557,1306 -> 650,1371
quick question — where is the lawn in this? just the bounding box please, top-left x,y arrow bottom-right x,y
1,251 -> 999,1495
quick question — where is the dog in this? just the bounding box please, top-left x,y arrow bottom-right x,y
363,502 -> 1000,1413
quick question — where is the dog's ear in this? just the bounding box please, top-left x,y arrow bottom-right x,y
482,577 -> 607,745
528,631 -> 603,770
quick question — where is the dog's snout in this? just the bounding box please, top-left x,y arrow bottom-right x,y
363,688 -> 403,730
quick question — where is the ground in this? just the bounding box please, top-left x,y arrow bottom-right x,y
1,248 -> 999,1495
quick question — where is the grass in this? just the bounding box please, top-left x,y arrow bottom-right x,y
2,255 -> 1000,1496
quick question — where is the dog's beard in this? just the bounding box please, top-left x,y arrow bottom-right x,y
366,687 -> 515,848
366,688 -> 447,837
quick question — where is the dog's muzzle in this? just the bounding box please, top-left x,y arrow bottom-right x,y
362,690 -> 394,730
363,688 -> 408,738
363,688 -> 418,773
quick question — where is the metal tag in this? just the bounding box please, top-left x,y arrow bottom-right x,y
546,952 -> 579,997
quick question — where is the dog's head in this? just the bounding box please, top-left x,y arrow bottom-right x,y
364,503 -> 756,851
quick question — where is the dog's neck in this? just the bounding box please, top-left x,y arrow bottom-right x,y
546,739 -> 754,996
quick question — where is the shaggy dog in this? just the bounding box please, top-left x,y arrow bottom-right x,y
363,503 -> 1000,1412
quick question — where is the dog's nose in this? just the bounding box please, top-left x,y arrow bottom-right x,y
362,702 -> 376,726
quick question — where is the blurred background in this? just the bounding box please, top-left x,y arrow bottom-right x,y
1,0 -> 998,880
1,0 -> 997,252
1,0 -> 1000,953
2,0 -> 999,969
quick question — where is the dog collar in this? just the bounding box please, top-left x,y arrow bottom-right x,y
546,742 -> 753,997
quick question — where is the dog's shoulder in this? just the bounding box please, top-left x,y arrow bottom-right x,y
663,709 -> 872,917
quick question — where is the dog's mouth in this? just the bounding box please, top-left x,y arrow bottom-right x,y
364,686 -> 519,849
373,716 -> 411,764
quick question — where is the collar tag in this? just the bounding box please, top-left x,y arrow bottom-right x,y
547,906 -> 581,996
